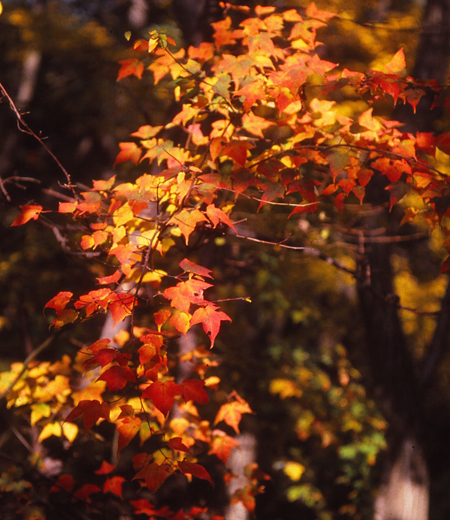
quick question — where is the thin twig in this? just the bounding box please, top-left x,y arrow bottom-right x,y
0,82 -> 77,198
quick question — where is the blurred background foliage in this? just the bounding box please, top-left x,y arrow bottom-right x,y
1,0 -> 450,519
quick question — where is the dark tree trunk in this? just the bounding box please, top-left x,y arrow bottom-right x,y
358,2 -> 450,517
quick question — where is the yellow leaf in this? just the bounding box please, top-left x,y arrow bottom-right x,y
284,461 -> 305,481
269,378 -> 302,399
39,422 -> 62,442
31,403 -> 51,426
62,422 -> 79,443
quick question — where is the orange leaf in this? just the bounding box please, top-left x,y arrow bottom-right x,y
163,279 -> 213,314
170,209 -> 208,244
214,398 -> 252,433
179,258 -> 213,279
190,304 -> 232,348
108,292 -> 136,326
116,415 -> 141,453
45,291 -> 73,313
114,142 -> 142,167
11,205 -> 42,226
97,270 -> 121,285
117,58 -> 144,81
384,48 -> 406,74
58,201 -> 78,213
209,432 -> 239,463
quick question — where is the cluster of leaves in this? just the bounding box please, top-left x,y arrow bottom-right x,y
5,2 -> 450,518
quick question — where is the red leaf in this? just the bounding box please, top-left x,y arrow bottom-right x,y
142,381 -> 182,417
131,499 -> 158,516
181,379 -> 209,405
65,400 -> 110,432
168,437 -> 192,454
190,304 -> 232,348
134,462 -> 173,493
95,461 -> 116,475
178,461 -> 213,485
74,484 -> 101,503
437,132 -> 450,155
98,365 -> 136,392
104,476 -> 126,499
11,205 -> 43,226
51,474 -> 75,493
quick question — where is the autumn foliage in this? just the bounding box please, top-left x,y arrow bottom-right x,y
3,2 -> 450,518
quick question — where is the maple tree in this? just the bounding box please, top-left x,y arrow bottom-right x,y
3,1 -> 450,519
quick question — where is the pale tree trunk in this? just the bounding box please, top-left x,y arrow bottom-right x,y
225,432 -> 257,520
374,437 -> 429,520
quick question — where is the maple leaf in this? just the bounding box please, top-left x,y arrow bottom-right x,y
97,270 -> 121,285
235,80 -> 267,112
190,304 -> 232,348
209,431 -> 239,463
11,205 -> 43,226
214,396 -> 252,433
181,379 -> 209,405
242,111 -> 273,138
134,462 -> 173,493
168,437 -> 192,454
170,209 -> 208,244
179,258 -> 214,279
116,415 -> 141,453
163,279 -> 213,314
65,400 -> 110,432
108,292 -> 136,326
231,486 -> 256,513
206,204 -> 235,230
45,291 -> 73,314
97,365 -> 136,392
178,460 -> 213,485
384,49 -> 406,74
95,461 -> 116,475
169,311 -> 191,335
142,381 -> 182,417
104,476 -> 126,499
114,142 -> 142,167
51,474 -> 75,493
58,201 -> 78,213
436,132 -> 450,155
74,484 -> 102,503
117,58 -> 144,81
